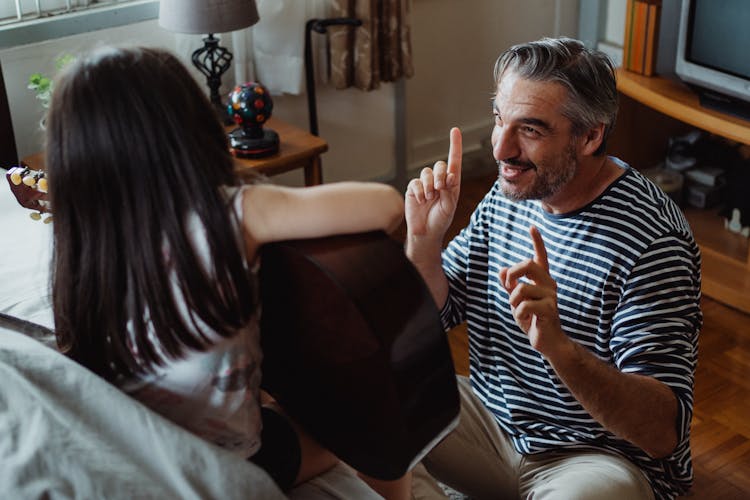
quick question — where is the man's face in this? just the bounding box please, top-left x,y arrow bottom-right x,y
491,71 -> 580,203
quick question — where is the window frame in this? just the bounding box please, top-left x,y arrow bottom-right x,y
0,0 -> 158,49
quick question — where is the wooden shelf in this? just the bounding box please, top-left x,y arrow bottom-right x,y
684,208 -> 750,313
614,68 -> 750,313
700,248 -> 750,313
616,69 -> 750,145
683,207 -> 749,264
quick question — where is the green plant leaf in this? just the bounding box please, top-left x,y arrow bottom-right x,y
28,74 -> 52,92
27,54 -> 75,120
56,54 -> 75,69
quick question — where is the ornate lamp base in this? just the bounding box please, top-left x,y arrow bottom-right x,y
229,127 -> 280,159
191,34 -> 234,125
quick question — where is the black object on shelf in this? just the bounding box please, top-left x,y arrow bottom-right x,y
689,84 -> 750,123
227,81 -> 279,159
304,17 -> 362,136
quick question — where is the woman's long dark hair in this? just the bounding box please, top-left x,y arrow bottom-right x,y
46,46 -> 256,380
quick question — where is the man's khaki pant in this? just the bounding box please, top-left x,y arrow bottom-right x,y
412,376 -> 655,500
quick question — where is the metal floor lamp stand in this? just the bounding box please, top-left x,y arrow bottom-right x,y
304,18 -> 362,137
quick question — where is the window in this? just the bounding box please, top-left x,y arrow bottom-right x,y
2,0 -> 140,25
0,0 -> 158,49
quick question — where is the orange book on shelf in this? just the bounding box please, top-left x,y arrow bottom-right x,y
629,0 -> 647,73
622,0 -> 662,75
642,2 -> 662,76
623,0 -> 636,71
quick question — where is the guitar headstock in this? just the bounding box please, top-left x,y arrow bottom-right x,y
5,164 -> 52,222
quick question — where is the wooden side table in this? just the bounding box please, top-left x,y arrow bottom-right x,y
229,117 -> 328,186
21,117 -> 328,187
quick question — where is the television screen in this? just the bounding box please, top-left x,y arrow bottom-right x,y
675,0 -> 750,118
686,1 -> 750,80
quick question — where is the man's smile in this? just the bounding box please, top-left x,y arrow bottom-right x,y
498,161 -> 535,181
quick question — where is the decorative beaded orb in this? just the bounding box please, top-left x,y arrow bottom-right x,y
227,82 -> 273,129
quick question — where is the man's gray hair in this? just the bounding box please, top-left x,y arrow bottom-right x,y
493,37 -> 618,156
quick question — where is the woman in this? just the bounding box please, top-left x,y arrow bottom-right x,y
46,45 -> 408,498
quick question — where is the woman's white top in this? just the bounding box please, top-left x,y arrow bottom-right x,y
121,186 -> 263,458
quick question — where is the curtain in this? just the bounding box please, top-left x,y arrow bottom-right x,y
231,0 -> 330,95
329,0 -> 414,91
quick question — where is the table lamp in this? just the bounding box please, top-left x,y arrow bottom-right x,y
158,0 -> 259,124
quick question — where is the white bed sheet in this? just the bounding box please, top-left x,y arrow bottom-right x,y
0,320 -> 383,500
0,322 -> 285,499
0,172 -> 54,328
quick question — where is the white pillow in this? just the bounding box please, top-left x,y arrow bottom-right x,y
0,170 -> 54,328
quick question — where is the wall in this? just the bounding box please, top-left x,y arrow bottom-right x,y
1,0 -> 579,187
406,0 -> 579,177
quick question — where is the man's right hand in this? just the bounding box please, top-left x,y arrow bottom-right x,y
405,127 -> 463,241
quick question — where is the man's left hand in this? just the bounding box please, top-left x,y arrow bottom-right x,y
499,226 -> 570,359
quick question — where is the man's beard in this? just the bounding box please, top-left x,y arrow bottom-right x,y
498,142 -> 578,201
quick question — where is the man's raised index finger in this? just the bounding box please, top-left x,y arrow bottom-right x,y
447,127 -> 463,185
529,225 -> 549,272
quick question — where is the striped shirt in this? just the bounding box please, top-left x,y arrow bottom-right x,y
440,160 -> 701,500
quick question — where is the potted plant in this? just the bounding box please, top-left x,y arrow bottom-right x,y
27,54 -> 75,127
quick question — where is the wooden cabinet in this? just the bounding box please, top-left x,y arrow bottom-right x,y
609,68 -> 750,313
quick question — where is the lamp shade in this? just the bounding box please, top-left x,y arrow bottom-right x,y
158,0 -> 259,34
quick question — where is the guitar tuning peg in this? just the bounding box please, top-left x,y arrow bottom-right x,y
9,170 -> 22,185
30,212 -> 42,221
22,175 -> 37,187
43,215 -> 53,224
38,176 -> 48,193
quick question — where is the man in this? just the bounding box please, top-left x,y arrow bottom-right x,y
405,37 -> 700,500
